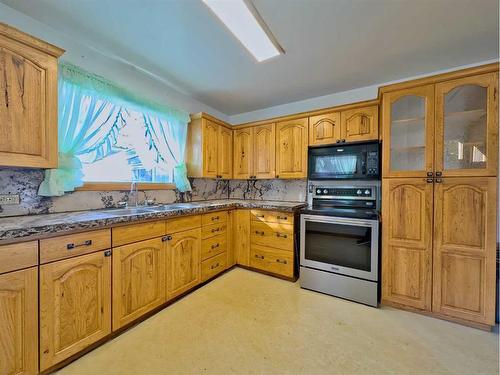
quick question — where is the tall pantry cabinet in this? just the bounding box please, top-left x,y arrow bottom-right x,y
381,65 -> 498,328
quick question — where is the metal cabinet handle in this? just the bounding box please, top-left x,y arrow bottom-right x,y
104,250 -> 112,257
256,214 -> 265,218
425,178 -> 433,183
341,139 -> 346,143
435,171 -> 442,177
210,262 -> 220,270
211,216 -> 219,221
277,215 -> 288,220
211,243 -> 220,249
336,139 -> 340,143
276,259 -> 287,264
255,230 -> 265,236
426,171 -> 434,177
211,227 -> 221,233
254,254 -> 265,259
276,233 -> 288,238
67,239 -> 92,250
435,178 -> 443,183
162,235 -> 173,242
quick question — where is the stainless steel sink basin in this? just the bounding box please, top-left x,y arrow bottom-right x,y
151,203 -> 198,211
101,207 -> 156,216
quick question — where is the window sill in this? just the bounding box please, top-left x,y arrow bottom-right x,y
76,182 -> 176,191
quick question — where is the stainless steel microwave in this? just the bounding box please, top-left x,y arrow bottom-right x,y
308,142 -> 380,180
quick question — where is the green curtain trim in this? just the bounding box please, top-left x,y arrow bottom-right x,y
59,61 -> 190,124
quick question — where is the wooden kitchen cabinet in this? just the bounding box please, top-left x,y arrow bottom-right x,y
233,124 -> 275,179
234,209 -> 251,266
0,267 -> 38,375
0,23 -> 64,168
275,117 -> 308,178
309,112 -> 341,146
40,251 -> 112,371
112,237 -> 166,330
187,114 -> 233,179
381,178 -> 433,311
166,228 -> 201,300
432,177 -> 496,325
340,105 -> 378,143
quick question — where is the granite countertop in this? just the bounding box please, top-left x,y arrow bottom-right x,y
0,199 -> 307,242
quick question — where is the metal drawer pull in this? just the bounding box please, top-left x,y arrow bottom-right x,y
256,214 -> 265,218
276,259 -> 287,264
211,216 -> 219,221
210,262 -> 220,269
211,243 -> 220,249
277,216 -> 288,220
254,230 -> 265,236
254,254 -> 265,259
162,235 -> 173,242
276,233 -> 288,238
104,250 -> 112,257
211,227 -> 221,233
67,239 -> 92,250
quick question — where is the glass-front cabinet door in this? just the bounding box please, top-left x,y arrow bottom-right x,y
435,73 -> 498,177
382,85 -> 435,177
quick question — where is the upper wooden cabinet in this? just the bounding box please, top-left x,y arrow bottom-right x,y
276,118 -> 308,178
233,124 -> 275,179
40,251 -> 112,371
0,267 -> 38,375
435,73 -> 498,177
309,112 -> 341,146
382,85 -> 435,178
0,23 -> 64,168
340,105 -> 379,143
187,114 -> 233,179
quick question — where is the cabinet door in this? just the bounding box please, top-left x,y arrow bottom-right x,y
0,30 -> 60,168
234,209 -> 251,266
166,228 -> 201,300
253,123 -> 276,179
0,267 -> 38,375
40,251 -> 111,371
202,119 -> 219,178
382,85 -> 435,178
218,125 -> 233,179
275,118 -> 308,178
340,106 -> 378,143
233,127 -> 253,179
308,112 -> 341,146
381,178 -> 433,311
435,73 -> 498,177
432,177 -> 496,325
112,238 -> 166,330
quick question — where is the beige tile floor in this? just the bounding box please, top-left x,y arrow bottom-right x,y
55,268 -> 499,375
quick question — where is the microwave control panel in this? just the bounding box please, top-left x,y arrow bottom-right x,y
366,151 -> 379,176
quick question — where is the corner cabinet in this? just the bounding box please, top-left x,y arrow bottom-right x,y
0,23 -> 64,168
187,114 -> 233,179
275,118 -> 308,178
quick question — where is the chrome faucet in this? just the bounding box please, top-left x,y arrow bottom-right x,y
129,181 -> 139,207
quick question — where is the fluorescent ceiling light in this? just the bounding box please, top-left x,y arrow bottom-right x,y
202,0 -> 284,62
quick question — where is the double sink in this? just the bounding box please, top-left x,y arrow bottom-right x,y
100,202 -> 202,216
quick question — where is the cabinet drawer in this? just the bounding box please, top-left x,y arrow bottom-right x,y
250,245 -> 293,278
201,252 -> 227,282
250,210 -> 294,225
40,229 -> 111,264
113,221 -> 165,247
201,233 -> 227,261
250,221 -> 294,251
202,211 -> 228,226
202,222 -> 227,239
167,215 -> 201,234
0,241 -> 38,274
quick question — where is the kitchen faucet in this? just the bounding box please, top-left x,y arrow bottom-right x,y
129,181 -> 139,207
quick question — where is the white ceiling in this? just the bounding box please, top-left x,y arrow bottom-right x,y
3,0 -> 498,116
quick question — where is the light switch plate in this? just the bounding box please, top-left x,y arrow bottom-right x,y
0,194 -> 20,205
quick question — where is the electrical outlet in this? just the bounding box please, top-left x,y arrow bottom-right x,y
0,194 -> 20,205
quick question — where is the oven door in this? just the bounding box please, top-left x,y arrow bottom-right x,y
308,145 -> 365,180
300,214 -> 378,281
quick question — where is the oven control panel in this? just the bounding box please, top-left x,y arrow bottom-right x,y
314,187 -> 375,199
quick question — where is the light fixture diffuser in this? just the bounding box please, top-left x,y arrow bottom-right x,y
202,0 -> 284,62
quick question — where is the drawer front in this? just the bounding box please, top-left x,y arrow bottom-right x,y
113,221 -> 165,247
201,222 -> 227,239
250,221 -> 294,251
250,245 -> 293,278
40,229 -> 111,264
167,215 -> 201,234
201,252 -> 227,282
202,210 -> 228,226
250,210 -> 294,225
201,234 -> 227,261
0,241 -> 38,274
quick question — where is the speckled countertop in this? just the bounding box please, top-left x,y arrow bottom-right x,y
0,199 -> 306,242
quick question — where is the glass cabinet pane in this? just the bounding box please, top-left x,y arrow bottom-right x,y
443,85 -> 487,170
390,96 -> 426,171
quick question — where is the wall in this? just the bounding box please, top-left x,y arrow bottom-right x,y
229,179 -> 307,202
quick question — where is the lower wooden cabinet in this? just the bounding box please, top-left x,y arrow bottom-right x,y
166,228 -> 201,300
201,252 -> 227,282
0,267 -> 38,375
233,209 -> 251,266
250,245 -> 293,278
40,251 -> 112,371
112,238 -> 166,330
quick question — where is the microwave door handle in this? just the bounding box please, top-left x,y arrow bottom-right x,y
361,151 -> 367,174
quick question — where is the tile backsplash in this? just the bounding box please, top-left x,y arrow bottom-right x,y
0,168 -> 306,217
